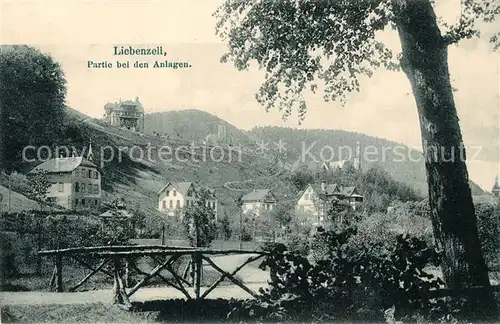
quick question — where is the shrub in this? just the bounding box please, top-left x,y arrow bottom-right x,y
475,202 -> 500,269
240,227 -> 253,242
236,228 -> 446,323
286,234 -> 310,256
0,232 -> 18,280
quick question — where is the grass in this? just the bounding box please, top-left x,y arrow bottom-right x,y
1,303 -> 159,323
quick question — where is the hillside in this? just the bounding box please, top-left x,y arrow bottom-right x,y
0,184 -> 39,212
247,126 -> 485,196
144,110 -> 252,146
6,108 -> 484,218
30,107 -> 277,216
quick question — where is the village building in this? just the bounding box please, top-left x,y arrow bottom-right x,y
157,182 -> 218,219
28,155 -> 102,210
296,181 -> 363,225
241,189 -> 277,217
104,97 -> 145,132
321,141 -> 362,172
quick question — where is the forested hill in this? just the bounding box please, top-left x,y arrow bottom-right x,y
248,126 -> 485,196
143,110 -> 252,146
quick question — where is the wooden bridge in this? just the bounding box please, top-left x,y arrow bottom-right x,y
39,245 -> 269,309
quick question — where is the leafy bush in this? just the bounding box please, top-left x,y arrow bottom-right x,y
475,201 -> 500,269
232,228 -> 446,323
1,211 -> 135,278
240,227 -> 253,242
286,233 -> 310,256
0,232 -> 18,280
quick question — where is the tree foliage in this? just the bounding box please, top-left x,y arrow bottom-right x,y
26,170 -> 55,211
182,189 -> 218,247
0,45 -> 67,169
219,212 -> 233,240
215,0 -> 499,122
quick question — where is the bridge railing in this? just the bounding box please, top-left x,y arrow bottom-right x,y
39,245 -> 269,309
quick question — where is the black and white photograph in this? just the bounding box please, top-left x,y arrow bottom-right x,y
0,0 -> 499,323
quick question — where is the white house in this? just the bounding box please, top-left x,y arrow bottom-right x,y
29,156 -> 102,210
296,181 -> 363,225
157,182 -> 218,219
241,189 -> 277,217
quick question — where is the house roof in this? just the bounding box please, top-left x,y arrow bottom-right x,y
307,183 -> 341,196
29,157 -> 97,174
322,160 -> 348,170
241,189 -> 275,202
340,186 -> 357,196
157,181 -> 194,196
300,183 -> 362,201
104,97 -> 144,113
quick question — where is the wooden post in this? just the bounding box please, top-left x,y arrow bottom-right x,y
55,254 -> 63,292
69,258 -> 111,292
49,264 -> 57,291
161,223 -> 165,245
112,257 -> 132,309
182,258 -> 191,281
124,259 -> 129,288
194,252 -> 202,298
239,210 -> 243,250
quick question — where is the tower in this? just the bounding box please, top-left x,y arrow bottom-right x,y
87,138 -> 94,161
217,124 -> 227,143
492,175 -> 500,197
353,141 -> 361,170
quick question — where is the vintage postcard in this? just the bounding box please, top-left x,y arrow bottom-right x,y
1,0 -> 499,323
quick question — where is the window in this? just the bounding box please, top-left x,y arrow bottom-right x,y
166,190 -> 170,196
58,182 -> 64,192
75,182 -> 80,192
162,200 -> 166,209
173,190 -> 177,196
81,184 -> 85,193
169,200 -> 173,208
73,170 -> 79,177
74,199 -> 78,206
87,184 -> 92,193
94,185 -> 99,194
81,199 -> 86,206
88,170 -> 92,178
94,199 -> 98,206
81,168 -> 86,177
94,171 -> 98,179
176,200 -> 180,208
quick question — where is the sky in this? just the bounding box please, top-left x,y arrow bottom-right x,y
1,0 -> 499,190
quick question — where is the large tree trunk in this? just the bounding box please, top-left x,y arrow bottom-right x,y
391,0 -> 496,318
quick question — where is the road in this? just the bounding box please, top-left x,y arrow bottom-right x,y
0,283 -> 269,306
